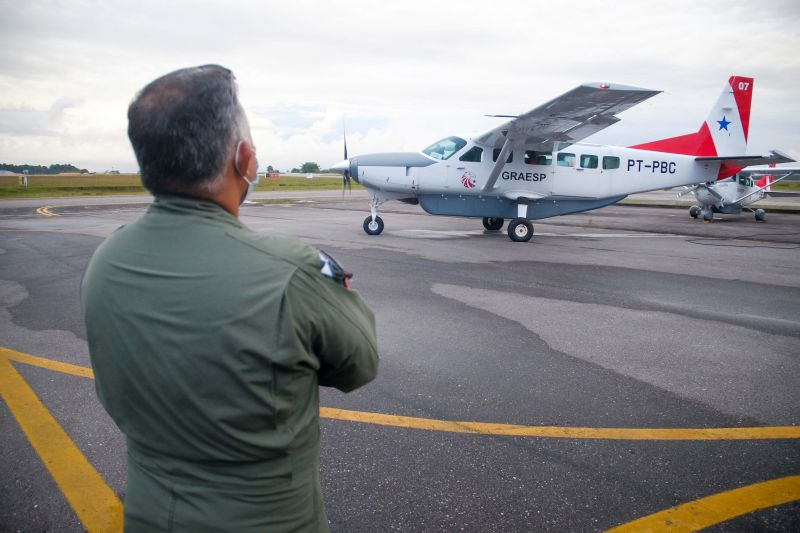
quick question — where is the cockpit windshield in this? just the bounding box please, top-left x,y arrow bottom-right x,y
421,136 -> 467,160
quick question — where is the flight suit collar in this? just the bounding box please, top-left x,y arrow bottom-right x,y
150,194 -> 245,228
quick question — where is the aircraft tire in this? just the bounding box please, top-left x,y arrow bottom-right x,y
754,209 -> 766,222
482,217 -> 504,231
363,215 -> 384,235
702,208 -> 713,222
689,206 -> 700,219
507,218 -> 533,242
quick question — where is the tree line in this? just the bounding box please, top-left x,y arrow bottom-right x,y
2,162 -> 336,175
1,163 -> 89,175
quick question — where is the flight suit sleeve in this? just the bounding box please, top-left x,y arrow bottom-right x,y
286,266 -> 379,393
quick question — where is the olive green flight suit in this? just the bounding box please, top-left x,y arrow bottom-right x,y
81,195 -> 379,532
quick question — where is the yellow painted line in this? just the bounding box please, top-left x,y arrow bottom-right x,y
320,407 -> 800,441
606,475 -> 800,532
2,346 -> 799,532
1,348 -> 94,379
2,348 -> 800,442
35,205 -> 58,217
0,354 -> 123,532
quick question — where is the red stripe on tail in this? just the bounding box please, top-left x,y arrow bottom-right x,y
729,76 -> 753,141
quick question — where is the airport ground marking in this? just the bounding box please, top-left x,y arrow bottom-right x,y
3,348 -> 800,442
35,206 -> 58,217
0,352 -> 123,532
2,346 -> 800,533
605,475 -> 800,532
319,407 -> 800,441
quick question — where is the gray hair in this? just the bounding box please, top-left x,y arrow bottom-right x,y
127,65 -> 249,196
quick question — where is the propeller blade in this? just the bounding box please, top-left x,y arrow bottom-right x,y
341,121 -> 351,196
707,186 -> 723,200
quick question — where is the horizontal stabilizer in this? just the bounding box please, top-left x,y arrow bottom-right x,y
695,150 -> 795,168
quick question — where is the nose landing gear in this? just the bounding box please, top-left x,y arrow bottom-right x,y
363,195 -> 387,236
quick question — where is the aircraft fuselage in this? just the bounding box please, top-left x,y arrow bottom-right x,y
351,140 -> 720,220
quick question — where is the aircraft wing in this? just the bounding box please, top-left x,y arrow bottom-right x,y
474,82 -> 661,150
732,172 -> 795,204
694,150 -> 795,168
738,165 -> 800,177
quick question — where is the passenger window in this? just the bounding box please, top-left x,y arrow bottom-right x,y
524,150 -> 552,166
459,146 -> 483,162
557,153 -> 575,167
493,148 -> 513,163
602,156 -> 620,170
580,155 -> 598,169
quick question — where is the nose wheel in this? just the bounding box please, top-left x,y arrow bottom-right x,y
363,215 -> 384,235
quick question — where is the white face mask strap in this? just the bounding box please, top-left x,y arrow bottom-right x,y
234,140 -> 252,184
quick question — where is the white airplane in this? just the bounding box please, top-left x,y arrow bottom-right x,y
681,166 -> 799,221
332,76 -> 793,241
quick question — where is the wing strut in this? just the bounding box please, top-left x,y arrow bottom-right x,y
482,136 -> 513,192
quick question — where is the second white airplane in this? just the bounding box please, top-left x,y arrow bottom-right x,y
332,76 -> 793,242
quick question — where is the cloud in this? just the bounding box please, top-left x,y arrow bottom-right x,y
0,97 -> 84,136
0,0 -> 798,170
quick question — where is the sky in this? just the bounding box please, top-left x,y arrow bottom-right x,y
0,0 -> 798,173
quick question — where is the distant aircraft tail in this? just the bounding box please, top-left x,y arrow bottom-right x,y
753,174 -> 775,192
630,76 -> 754,179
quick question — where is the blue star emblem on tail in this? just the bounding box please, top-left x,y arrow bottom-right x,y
717,116 -> 731,131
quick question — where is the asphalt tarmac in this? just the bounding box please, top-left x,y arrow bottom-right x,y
1,192 -> 799,532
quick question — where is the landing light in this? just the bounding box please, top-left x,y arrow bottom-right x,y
599,82 -> 610,89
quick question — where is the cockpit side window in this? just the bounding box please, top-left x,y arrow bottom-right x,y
459,146 -> 483,162
422,136 -> 467,160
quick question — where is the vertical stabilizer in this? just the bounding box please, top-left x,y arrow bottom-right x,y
753,174 -> 774,192
630,76 -> 754,158
707,75 -> 752,156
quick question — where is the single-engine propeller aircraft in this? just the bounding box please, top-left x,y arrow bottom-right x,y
681,166 -> 799,222
332,76 -> 794,241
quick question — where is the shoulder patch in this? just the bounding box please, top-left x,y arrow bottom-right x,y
318,250 -> 353,288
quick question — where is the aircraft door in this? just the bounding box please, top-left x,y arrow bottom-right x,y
451,144 -> 484,191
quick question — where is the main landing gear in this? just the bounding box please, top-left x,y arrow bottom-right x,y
481,217 -> 533,241
482,217 -> 504,231
507,218 -> 534,242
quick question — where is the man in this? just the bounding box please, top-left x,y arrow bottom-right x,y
82,65 -> 379,532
